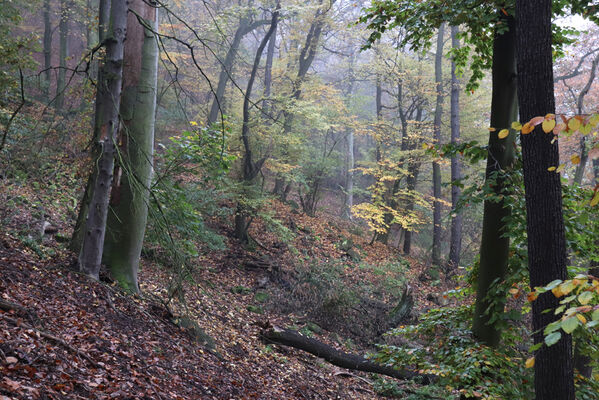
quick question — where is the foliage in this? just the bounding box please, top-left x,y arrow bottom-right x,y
374,304 -> 534,399
146,128 -> 234,267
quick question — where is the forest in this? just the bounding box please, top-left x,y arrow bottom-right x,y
1,0 -> 599,398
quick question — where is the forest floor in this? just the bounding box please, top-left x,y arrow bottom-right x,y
0,172 -> 462,399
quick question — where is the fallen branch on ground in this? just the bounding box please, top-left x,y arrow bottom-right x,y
261,325 -> 429,382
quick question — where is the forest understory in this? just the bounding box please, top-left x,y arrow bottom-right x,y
0,163 -> 457,400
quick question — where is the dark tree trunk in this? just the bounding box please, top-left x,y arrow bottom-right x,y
516,1 -> 574,398
431,23 -> 445,267
447,25 -> 462,271
78,0 -> 128,279
472,15 -> 518,347
235,7 -> 279,243
262,22 -> 277,114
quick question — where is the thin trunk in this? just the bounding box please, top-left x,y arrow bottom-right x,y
516,1 -> 574,398
447,25 -> 462,271
431,23 -> 445,267
262,22 -> 276,114
343,52 -> 356,220
103,0 -> 158,293
473,15 -> 518,347
78,0 -> 128,280
43,0 -> 52,98
235,7 -> 279,243
402,107 -> 423,255
55,0 -> 69,110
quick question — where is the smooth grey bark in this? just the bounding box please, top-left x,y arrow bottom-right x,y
70,0 -> 114,253
102,0 -> 158,293
431,23 -> 445,267
342,52 -> 356,220
234,7 -> 279,242
447,25 -> 462,271
472,16 -> 518,347
55,0 -> 69,110
78,0 -> 128,280
43,0 -> 52,98
402,107 -> 424,255
516,0 -> 574,397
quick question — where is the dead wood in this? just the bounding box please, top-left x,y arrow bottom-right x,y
261,325 -> 427,382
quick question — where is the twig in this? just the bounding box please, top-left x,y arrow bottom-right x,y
0,68 -> 25,152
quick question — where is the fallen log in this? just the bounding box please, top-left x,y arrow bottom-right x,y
261,326 -> 425,382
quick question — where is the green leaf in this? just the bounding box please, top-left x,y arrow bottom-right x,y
578,291 -> 593,305
545,331 -> 562,347
561,317 -> 579,334
592,309 -> 599,321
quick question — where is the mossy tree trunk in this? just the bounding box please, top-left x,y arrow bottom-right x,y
102,0 -> 158,293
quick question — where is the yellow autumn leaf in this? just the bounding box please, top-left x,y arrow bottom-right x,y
488,127 -> 496,132
568,117 -> 581,132
525,357 -> 535,368
545,113 -> 556,119
555,164 -> 566,173
580,123 -> 592,135
521,122 -> 534,134
189,121 -> 198,126
542,119 -> 556,133
547,166 -> 557,171
571,155 -> 581,165
421,143 -> 429,149
591,191 -> 599,207
577,314 -> 587,324
511,121 -> 522,130
589,114 -> 599,127
498,129 -> 509,139
552,285 -> 564,298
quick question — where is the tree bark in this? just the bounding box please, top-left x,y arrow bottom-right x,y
102,0 -> 158,293
70,0 -> 116,253
472,15 -> 518,347
262,22 -> 277,114
447,25 -> 462,271
43,0 -> 52,99
262,326 -> 420,381
431,23 -> 445,267
55,0 -> 69,110
78,0 -> 128,280
516,1 -> 574,398
234,7 -> 279,243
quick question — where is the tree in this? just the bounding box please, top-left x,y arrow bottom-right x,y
447,25 -> 462,271
431,23 -> 445,268
78,0 -> 128,279
55,0 -> 69,110
102,0 -> 159,292
516,0 -> 574,398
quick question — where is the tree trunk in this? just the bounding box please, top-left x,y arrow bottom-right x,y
343,129 -> 354,220
472,16 -> 518,347
70,0 -> 114,253
235,7 -> 279,243
516,1 -> 574,398
447,25 -> 462,272
102,0 -> 158,293
55,0 -> 69,110
402,162 -> 420,255
78,0 -> 128,280
262,326 -> 421,381
43,0 -> 52,99
262,22 -> 277,114
431,23 -> 445,267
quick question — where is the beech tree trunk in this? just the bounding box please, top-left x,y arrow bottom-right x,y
55,0 -> 69,110
472,15 -> 518,347
516,1 -> 574,398
447,25 -> 462,271
431,23 -> 445,267
70,0 -> 116,253
43,0 -> 52,98
78,0 -> 128,280
103,0 -> 158,293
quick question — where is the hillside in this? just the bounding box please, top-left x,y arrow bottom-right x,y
0,173 -> 457,399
